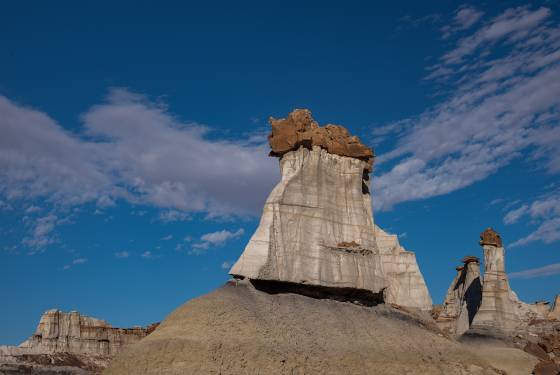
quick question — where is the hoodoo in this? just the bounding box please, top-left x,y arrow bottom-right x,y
229,109 -> 432,310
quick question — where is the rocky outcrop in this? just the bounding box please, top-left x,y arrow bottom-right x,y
550,295 -> 560,320
436,256 -> 482,336
230,109 -> 432,310
470,228 -> 545,336
0,310 -> 157,374
436,228 -> 559,341
17,309 -> 151,356
268,109 -> 374,171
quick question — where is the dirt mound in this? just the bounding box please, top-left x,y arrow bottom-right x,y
103,283 -> 536,375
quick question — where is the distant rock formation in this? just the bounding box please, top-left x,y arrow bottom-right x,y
435,228 -> 559,339
550,295 -> 560,321
470,228 -> 546,336
436,256 -> 482,336
0,309 -> 158,374
230,109 -> 432,310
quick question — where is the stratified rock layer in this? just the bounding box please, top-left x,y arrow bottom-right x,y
230,110 -> 432,310
0,310 -> 157,374
18,310 -> 150,356
470,228 -> 545,336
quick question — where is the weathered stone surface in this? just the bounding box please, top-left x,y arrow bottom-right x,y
533,360 -> 560,375
0,310 -> 157,374
550,295 -> 560,320
470,229 -> 546,336
268,109 -> 374,171
436,256 -> 482,336
230,111 -> 432,310
17,309 -> 150,356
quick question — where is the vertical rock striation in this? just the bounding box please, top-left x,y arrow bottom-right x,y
18,309 -> 153,356
470,228 -> 543,336
230,109 -> 432,310
436,257 -> 482,336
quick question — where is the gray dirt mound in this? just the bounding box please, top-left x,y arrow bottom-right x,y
104,283 -> 529,375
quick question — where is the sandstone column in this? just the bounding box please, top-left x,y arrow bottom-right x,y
470,228 -> 520,335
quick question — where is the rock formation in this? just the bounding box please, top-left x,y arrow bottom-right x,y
0,309 -> 157,374
435,228 -> 559,340
469,228 -> 545,336
230,109 -> 432,310
550,295 -> 560,320
18,309 -> 151,356
436,256 -> 482,336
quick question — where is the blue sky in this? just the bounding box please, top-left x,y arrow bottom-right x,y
1,1 -> 560,344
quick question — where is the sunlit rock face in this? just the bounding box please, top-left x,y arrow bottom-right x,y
469,228 -> 549,336
436,257 -> 482,336
550,295 -> 560,320
230,109 -> 432,310
18,309 -> 153,356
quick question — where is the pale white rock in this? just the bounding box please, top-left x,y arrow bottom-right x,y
374,226 -> 432,309
230,146 -> 432,310
550,295 -> 560,320
16,309 -> 151,356
470,229 -> 547,335
436,257 -> 482,336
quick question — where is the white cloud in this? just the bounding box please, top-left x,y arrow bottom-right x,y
441,5 -> 484,39
191,228 -> 245,253
22,214 -> 58,251
161,234 -> 173,241
505,192 -> 560,247
141,250 -> 155,259
158,210 -> 190,222
0,88 -> 278,250
114,251 -> 129,258
25,205 -> 41,214
509,262 -> 560,279
0,89 -> 277,215
62,257 -> 88,270
503,204 -> 528,224
221,261 -> 233,270
373,5 -> 560,211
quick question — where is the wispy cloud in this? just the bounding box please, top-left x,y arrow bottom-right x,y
441,5 -> 484,39
505,191 -> 560,247
22,214 -> 58,251
509,263 -> 560,279
161,234 -> 173,241
114,251 -> 129,258
221,261 -> 233,270
141,250 -> 156,259
63,257 -> 88,270
0,88 -> 278,250
374,5 -> 560,211
191,228 -> 245,254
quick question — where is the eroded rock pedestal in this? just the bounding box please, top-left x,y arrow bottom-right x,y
230,109 -> 432,310
470,228 -> 547,336
436,256 -> 482,336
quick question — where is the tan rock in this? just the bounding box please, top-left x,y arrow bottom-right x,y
550,295 -> 560,320
268,109 -> 374,171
